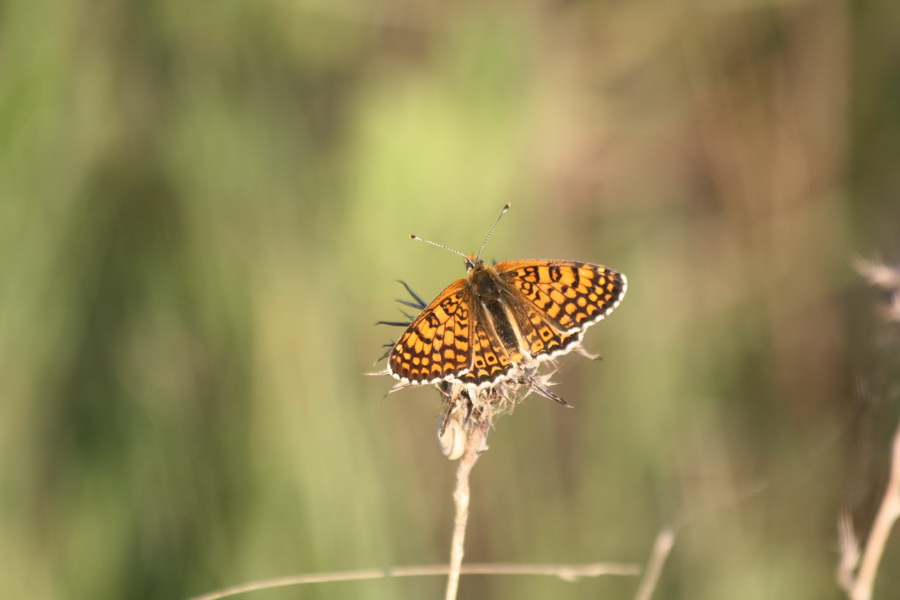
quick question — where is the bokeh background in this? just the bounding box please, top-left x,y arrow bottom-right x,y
3,0 -> 900,598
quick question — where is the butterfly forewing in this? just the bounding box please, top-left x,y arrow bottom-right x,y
496,260 -> 626,335
388,279 -> 474,383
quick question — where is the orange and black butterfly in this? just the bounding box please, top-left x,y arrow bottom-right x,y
379,205 -> 627,394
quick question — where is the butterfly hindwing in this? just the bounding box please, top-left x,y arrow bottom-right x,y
455,302 -> 515,386
502,293 -> 585,361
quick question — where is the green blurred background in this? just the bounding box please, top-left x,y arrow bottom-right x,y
3,0 -> 900,598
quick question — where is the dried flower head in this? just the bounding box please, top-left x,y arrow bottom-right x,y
854,256 -> 900,325
433,361 -> 566,459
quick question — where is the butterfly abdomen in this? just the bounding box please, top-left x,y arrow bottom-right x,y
469,264 -> 526,364
479,298 -> 522,358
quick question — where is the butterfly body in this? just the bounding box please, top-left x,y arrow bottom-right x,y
386,254 -> 626,390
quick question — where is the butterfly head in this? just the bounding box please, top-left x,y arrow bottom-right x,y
464,253 -> 484,272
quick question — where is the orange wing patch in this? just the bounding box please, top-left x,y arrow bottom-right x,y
506,296 -> 584,360
455,310 -> 514,386
497,260 -> 626,334
388,279 -> 473,383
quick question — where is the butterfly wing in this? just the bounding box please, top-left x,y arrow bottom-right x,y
495,260 -> 627,358
388,279 -> 475,384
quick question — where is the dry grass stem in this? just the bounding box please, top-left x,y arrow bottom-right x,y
633,527 -> 676,600
445,417 -> 491,600
837,418 -> 900,600
837,513 -> 861,593
188,561 -> 640,600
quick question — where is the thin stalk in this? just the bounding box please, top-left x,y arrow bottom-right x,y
851,419 -> 900,600
445,418 -> 490,600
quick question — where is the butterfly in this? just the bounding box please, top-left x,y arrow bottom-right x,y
379,205 -> 627,399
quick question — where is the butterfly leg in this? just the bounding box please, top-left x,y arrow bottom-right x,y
520,370 -> 570,407
574,346 -> 602,361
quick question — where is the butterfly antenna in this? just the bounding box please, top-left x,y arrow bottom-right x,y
408,234 -> 470,261
476,203 -> 511,260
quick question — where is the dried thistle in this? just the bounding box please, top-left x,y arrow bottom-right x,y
854,256 -> 900,325
835,256 -> 900,600
434,360 -> 566,459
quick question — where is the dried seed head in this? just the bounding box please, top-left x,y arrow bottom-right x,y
432,359 -> 570,459
855,256 -> 900,326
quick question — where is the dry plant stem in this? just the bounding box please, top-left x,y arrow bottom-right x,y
189,561 -> 640,600
837,513 -> 860,594
849,420 -> 900,600
633,528 -> 675,600
445,418 -> 491,600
